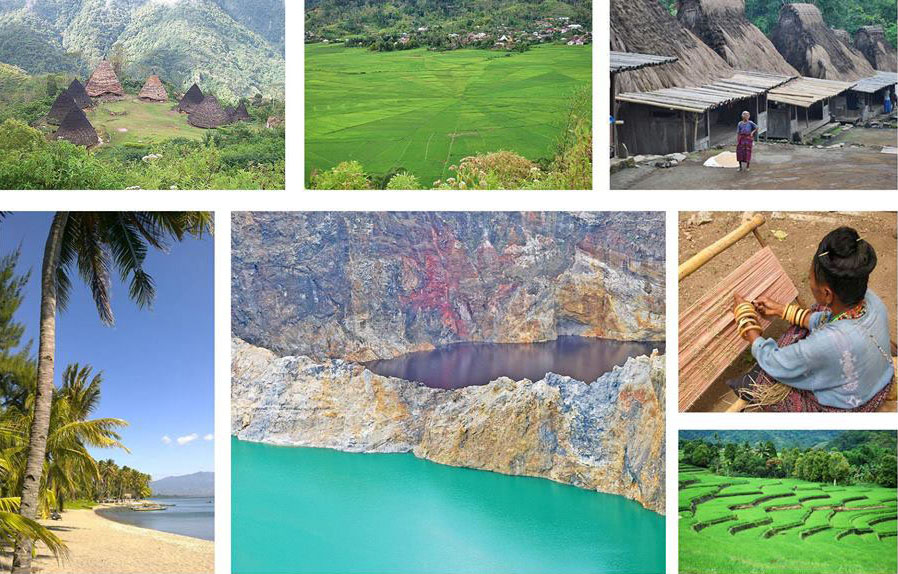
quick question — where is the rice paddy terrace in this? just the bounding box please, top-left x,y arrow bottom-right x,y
679,464 -> 898,574
305,43 -> 591,185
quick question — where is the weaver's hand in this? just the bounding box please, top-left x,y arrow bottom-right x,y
754,297 -> 785,320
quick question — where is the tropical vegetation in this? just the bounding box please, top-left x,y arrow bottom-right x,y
679,431 -> 897,574
0,213 -> 211,574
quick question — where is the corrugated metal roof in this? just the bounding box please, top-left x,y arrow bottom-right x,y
615,72 -> 792,113
768,76 -> 855,107
610,51 -> 678,73
851,71 -> 898,94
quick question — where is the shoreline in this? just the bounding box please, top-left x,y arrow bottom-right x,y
0,506 -> 213,574
94,498 -> 214,542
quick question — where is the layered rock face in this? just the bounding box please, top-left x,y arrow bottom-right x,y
232,212 -> 665,362
232,337 -> 666,514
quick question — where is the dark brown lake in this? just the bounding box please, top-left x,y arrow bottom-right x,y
364,335 -> 664,389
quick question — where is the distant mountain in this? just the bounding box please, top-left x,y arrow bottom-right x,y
0,0 -> 284,99
680,430 -> 844,450
150,471 -> 214,497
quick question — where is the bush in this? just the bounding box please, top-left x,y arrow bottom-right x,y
386,171 -> 420,189
310,161 -> 370,189
435,151 -> 541,190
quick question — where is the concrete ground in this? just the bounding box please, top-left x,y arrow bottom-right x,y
612,127 -> 897,190
678,211 -> 897,412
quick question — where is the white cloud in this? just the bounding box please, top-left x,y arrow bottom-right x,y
203,433 -> 214,441
161,435 -> 172,445
176,433 -> 199,446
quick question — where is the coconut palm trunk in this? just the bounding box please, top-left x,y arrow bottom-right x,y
12,212 -> 69,574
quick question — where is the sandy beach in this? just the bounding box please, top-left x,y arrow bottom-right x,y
0,505 -> 213,574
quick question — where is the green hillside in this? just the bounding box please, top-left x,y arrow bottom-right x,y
0,0 -> 284,98
305,0 -> 592,38
679,431 -> 845,450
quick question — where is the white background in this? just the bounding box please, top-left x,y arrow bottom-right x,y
2,0 -> 897,572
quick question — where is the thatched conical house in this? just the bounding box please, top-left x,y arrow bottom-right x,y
770,4 -> 875,81
85,60 -> 125,100
832,28 -> 852,47
854,26 -> 897,72
178,83 -> 205,113
233,101 -> 252,122
55,108 -> 99,147
611,0 -> 733,92
47,91 -> 79,126
677,0 -> 798,76
67,79 -> 93,109
188,95 -> 231,128
138,75 -> 168,102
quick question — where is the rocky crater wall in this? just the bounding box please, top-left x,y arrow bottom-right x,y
231,212 -> 665,362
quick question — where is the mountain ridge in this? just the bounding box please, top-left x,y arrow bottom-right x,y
150,471 -> 215,497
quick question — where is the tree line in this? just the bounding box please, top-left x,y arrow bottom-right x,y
680,434 -> 897,488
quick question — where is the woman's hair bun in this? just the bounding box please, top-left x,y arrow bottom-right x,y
814,226 -> 877,305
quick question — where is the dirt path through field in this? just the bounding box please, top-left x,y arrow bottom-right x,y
679,211 -> 897,411
613,130 -> 897,190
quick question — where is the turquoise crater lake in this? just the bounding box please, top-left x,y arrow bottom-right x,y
232,437 -> 665,574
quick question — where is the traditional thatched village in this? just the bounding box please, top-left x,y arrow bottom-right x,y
611,0 -> 897,189
46,60 -> 263,148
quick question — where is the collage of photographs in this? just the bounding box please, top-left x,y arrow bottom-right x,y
0,0 -> 895,574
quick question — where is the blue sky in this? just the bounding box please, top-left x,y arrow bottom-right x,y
0,212 -> 214,481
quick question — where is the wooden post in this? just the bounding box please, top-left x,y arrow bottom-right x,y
682,110 -> 688,152
679,214 -> 767,281
611,73 -> 618,157
693,113 -> 699,149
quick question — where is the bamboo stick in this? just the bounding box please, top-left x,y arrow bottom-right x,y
678,214 -> 766,281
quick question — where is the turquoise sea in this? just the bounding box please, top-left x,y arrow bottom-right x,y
232,437 -> 665,574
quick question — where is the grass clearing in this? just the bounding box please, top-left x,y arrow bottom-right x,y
680,467 -> 897,573
305,43 -> 590,185
85,99 -> 207,147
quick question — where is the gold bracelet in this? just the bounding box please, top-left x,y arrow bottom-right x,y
739,323 -> 762,339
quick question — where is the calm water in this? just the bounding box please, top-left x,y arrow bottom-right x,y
364,335 -> 664,389
232,437 -> 665,574
96,497 -> 214,541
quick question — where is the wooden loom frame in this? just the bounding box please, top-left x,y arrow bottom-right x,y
679,214 -> 898,413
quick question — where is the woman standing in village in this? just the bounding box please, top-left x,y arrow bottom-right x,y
735,111 -> 758,172
728,227 -> 894,412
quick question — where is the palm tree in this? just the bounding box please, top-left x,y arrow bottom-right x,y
12,212 -> 212,573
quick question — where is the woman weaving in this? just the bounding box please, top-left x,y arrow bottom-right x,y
730,227 -> 894,412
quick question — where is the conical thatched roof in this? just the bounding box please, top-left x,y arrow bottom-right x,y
67,79 -> 92,109
855,26 -> 897,72
178,83 -> 204,113
188,95 -> 231,129
55,108 -> 98,147
832,28 -> 852,47
677,0 -> 798,76
233,101 -> 252,122
138,75 -> 168,102
770,4 -> 875,81
85,60 -> 124,98
611,0 -> 733,92
47,90 -> 79,126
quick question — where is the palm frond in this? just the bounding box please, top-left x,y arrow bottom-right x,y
0,510 -> 68,560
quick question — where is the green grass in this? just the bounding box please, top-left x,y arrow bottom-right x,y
64,498 -> 96,510
680,468 -> 897,573
305,43 -> 590,185
85,99 -> 207,147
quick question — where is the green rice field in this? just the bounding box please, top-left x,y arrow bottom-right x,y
305,43 -> 591,185
679,465 -> 898,574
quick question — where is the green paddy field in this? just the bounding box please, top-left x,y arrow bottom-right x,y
305,43 -> 591,185
679,465 -> 898,574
